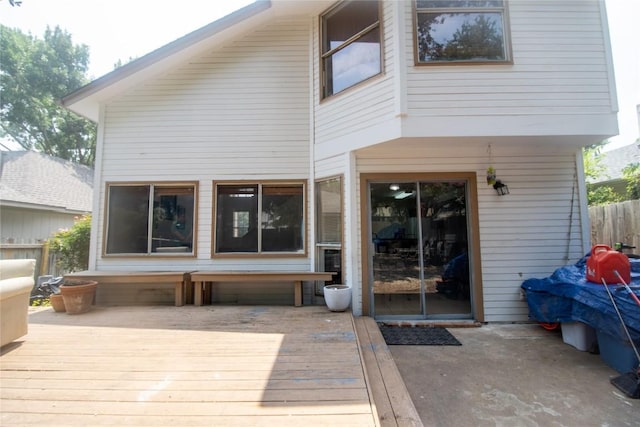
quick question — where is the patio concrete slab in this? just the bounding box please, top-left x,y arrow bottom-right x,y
391,323 -> 640,426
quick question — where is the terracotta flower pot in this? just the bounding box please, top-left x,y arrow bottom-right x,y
50,293 -> 66,312
60,280 -> 98,315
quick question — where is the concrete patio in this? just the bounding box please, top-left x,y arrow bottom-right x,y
392,323 -> 640,426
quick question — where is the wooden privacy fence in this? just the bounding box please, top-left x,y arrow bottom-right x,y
0,243 -> 63,282
589,199 -> 640,251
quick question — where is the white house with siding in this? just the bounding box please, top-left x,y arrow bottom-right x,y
62,0 -> 618,322
0,151 -> 93,245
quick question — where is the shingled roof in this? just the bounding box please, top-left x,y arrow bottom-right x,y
599,142 -> 640,182
0,151 -> 93,213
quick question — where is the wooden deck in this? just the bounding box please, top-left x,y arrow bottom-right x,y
0,305 -> 421,426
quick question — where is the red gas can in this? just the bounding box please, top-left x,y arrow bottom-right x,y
586,244 -> 631,284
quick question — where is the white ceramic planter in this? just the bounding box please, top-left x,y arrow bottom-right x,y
324,285 -> 351,312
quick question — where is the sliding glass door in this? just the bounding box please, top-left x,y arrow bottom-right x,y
369,180 -> 472,320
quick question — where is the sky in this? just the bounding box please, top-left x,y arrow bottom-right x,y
0,0 -> 638,150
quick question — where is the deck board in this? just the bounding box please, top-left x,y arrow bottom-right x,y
1,306 -> 382,426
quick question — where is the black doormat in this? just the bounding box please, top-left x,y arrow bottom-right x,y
378,325 -> 462,346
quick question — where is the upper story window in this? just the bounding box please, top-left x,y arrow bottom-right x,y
214,182 -> 305,255
321,0 -> 382,98
414,0 -> 511,64
105,183 -> 196,256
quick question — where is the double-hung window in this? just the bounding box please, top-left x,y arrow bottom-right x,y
414,0 -> 511,64
214,182 -> 305,255
105,183 -> 196,255
321,0 -> 382,98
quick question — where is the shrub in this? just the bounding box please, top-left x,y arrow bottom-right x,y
48,214 -> 91,273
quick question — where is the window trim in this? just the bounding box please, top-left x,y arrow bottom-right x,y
212,180 -> 308,258
320,0 -> 384,99
102,181 -> 198,258
412,0 -> 513,66
315,175 -> 345,294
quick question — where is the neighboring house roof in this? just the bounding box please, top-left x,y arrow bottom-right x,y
596,141 -> 640,183
0,151 -> 93,213
61,0 -> 333,121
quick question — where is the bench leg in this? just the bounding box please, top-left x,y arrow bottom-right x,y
175,281 -> 185,307
194,282 -> 203,306
294,281 -> 302,307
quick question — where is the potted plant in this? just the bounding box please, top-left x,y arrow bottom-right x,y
59,279 -> 97,314
49,293 -> 66,312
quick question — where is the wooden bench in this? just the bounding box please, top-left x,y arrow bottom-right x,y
190,271 -> 335,307
63,271 -> 191,307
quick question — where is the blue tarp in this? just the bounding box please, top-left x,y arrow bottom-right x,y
521,256 -> 640,342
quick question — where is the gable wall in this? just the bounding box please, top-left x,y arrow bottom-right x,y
313,1 -> 398,150
96,16 -> 313,273
355,140 -> 585,322
404,0 -> 615,128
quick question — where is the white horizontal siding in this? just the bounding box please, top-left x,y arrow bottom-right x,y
313,1 -> 398,151
95,17 -> 315,272
102,17 -> 311,181
405,0 -> 616,132
315,154 -> 348,179
355,140 -> 585,322
0,207 -> 78,244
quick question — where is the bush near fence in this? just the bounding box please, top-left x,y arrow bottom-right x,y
589,199 -> 640,251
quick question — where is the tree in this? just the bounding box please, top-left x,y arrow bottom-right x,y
0,25 -> 96,166
622,162 -> 640,200
443,15 -> 504,60
583,142 -> 623,205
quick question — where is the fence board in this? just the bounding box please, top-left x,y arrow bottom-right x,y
589,200 -> 640,251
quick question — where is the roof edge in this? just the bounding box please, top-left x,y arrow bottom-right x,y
60,0 -> 271,111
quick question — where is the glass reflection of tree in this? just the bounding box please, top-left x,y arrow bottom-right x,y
443,15 -> 503,60
417,13 -> 503,61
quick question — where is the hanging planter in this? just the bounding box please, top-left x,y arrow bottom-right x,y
59,280 -> 98,314
486,166 -> 496,186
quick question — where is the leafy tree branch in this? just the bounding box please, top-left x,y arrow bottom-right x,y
0,24 -> 96,166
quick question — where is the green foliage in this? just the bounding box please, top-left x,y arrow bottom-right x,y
445,15 -> 504,60
0,24 -> 96,166
587,184 -> 623,206
582,142 -> 624,205
623,162 -> 640,199
48,214 -> 91,273
30,298 -> 51,307
582,143 -> 607,182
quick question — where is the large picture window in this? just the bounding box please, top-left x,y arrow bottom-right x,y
321,0 -> 381,98
414,0 -> 510,64
215,182 -> 305,255
105,183 -> 196,255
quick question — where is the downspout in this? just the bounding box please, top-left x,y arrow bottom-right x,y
308,15 -> 317,274
88,105 -> 106,270
575,149 -> 592,256
346,150 -> 361,316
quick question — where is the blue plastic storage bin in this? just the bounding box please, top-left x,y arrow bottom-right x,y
596,329 -> 640,374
